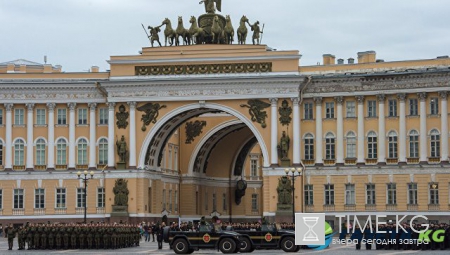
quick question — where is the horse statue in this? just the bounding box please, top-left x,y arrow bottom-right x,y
211,15 -> 224,44
175,16 -> 191,46
162,18 -> 176,46
224,15 -> 234,44
189,16 -> 205,44
237,15 -> 249,45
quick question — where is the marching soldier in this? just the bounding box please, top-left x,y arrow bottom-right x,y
41,224 -> 47,249
95,225 -> 102,249
103,225 -> 110,249
87,225 -> 94,249
79,226 -> 86,249
48,226 -> 55,249
55,225 -> 62,249
26,224 -> 34,250
17,225 -> 25,250
6,224 -> 17,250
71,225 -> 78,249
63,225 -> 70,249
34,224 -> 41,250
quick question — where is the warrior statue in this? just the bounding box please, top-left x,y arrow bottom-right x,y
277,176 -> 292,205
199,0 -> 222,14
116,135 -> 128,163
113,179 -> 129,206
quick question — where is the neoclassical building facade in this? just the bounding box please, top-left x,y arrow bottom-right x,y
0,47 -> 449,226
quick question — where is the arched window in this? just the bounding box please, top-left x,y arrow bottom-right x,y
304,134 -> 314,160
325,133 -> 335,160
98,138 -> 108,165
367,131 -> 377,159
36,138 -> 46,165
346,131 -> 356,158
77,138 -> 88,165
430,129 -> 440,158
14,139 -> 25,166
56,139 -> 67,165
388,131 -> 398,158
409,130 -> 419,158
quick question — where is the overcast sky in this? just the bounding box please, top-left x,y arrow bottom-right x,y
1,0 -> 449,72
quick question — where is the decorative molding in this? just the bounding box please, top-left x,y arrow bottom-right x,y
418,92 -> 427,101
397,93 -> 406,102
269,98 -> 278,105
377,94 -> 386,102
334,96 -> 344,105
313,97 -> 322,104
135,62 -> 272,76
438,91 -> 448,100
107,102 -> 116,110
88,103 -> 97,111
26,103 -> 35,111
115,104 -> 129,129
46,103 -> 56,111
291,97 -> 299,105
185,120 -> 207,144
127,101 -> 137,109
4,103 -> 13,111
356,95 -> 365,104
67,103 -> 76,111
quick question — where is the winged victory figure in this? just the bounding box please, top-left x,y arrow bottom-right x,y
199,0 -> 222,14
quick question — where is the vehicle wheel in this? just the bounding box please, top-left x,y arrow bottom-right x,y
173,238 -> 189,254
280,236 -> 297,252
187,248 -> 195,254
295,245 -> 301,252
219,238 -> 236,254
240,237 -> 252,253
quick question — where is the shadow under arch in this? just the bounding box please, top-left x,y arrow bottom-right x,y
138,103 -> 270,169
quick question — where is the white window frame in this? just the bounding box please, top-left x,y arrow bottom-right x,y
35,138 -> 46,166
57,108 -> 67,125
13,188 -> 24,209
76,187 -> 86,208
14,139 -> 25,166
55,188 -> 66,208
407,183 -> 418,205
98,138 -> 108,165
251,194 -> 258,211
324,184 -> 334,205
386,183 -> 397,205
409,98 -> 418,116
99,108 -> 108,125
36,108 -> 46,125
77,138 -> 88,165
78,108 -> 88,125
34,188 -> 45,209
430,97 -> 439,115
346,132 -> 356,158
366,183 -> 376,205
325,102 -> 335,119
409,130 -> 419,158
346,101 -> 356,118
367,100 -> 377,117
345,184 -> 355,205
97,187 -> 105,208
14,108 -> 24,125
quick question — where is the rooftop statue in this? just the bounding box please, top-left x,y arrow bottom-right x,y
199,0 -> 222,14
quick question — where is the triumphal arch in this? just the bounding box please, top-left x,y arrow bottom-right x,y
1,1 -> 450,226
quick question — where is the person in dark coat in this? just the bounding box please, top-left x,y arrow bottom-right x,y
151,222 -> 156,242
156,222 -> 164,250
351,225 -> 363,250
339,222 -> 348,243
364,225 -> 374,250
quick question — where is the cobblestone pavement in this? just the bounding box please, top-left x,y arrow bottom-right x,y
0,237 -> 447,254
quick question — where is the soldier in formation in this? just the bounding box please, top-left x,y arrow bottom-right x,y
5,222 -> 141,250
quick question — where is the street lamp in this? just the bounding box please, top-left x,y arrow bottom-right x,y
77,170 -> 94,224
284,162 -> 305,223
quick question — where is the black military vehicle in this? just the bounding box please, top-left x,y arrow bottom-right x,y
233,224 -> 299,252
163,224 -> 242,254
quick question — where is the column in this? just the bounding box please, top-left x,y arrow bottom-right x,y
128,102 -> 137,169
439,91 -> 449,162
377,94 -> 386,164
88,103 -> 97,169
314,97 -> 323,165
398,94 -> 407,163
291,98 -> 300,165
4,104 -> 13,170
356,96 -> 365,164
26,103 -> 34,170
47,103 -> 56,170
335,96 -> 344,165
418,92 -> 427,163
107,102 -> 116,169
68,103 -> 76,169
269,98 -> 278,166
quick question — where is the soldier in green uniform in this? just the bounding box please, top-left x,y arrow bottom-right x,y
6,224 -> 17,250
55,225 -> 62,250
48,225 -> 55,249
103,225 -> 110,249
95,225 -> 102,249
71,225 -> 78,249
87,224 -> 93,249
34,224 -> 41,250
79,225 -> 85,249
41,224 -> 47,249
17,225 -> 24,250
27,224 -> 34,250
63,225 -> 70,249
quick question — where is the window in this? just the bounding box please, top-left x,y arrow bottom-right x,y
169,190 -> 172,211
366,184 -> 376,205
162,189 -> 166,210
430,129 -> 440,158
14,139 -> 25,166
0,189 -> 2,209
14,189 -> 24,209
78,108 -> 88,125
56,139 -> 67,165
35,188 -> 45,209
14,108 -> 24,125
367,100 -> 377,117
56,188 -> 66,208
168,146 -> 173,170
0,141 -> 3,166
175,190 -> 178,212
409,99 -> 418,116
222,193 -> 227,211
0,109 -> 3,125
36,109 -> 46,125
304,102 -> 313,120
346,101 -> 356,117
212,193 -> 217,211
77,138 -> 88,165
408,183 -> 417,205
98,138 -> 108,165
430,98 -> 439,115
325,133 -> 335,159
387,183 -> 397,205
388,99 -> 397,117
409,130 -> 419,158
324,184 -> 334,205
388,131 -> 398,158
77,188 -> 85,208
250,158 -> 258,177
97,187 -> 105,208
325,102 -> 335,119
36,138 -> 46,165
429,183 -> 439,205
304,134 -> 314,160
174,146 -> 179,171
345,184 -> 355,205
346,131 -> 356,158
99,108 -> 108,125
57,109 -> 67,125
367,132 -> 377,159
251,194 -> 258,211
304,185 -> 313,205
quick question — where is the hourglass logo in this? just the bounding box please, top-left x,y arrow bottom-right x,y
295,213 -> 325,245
